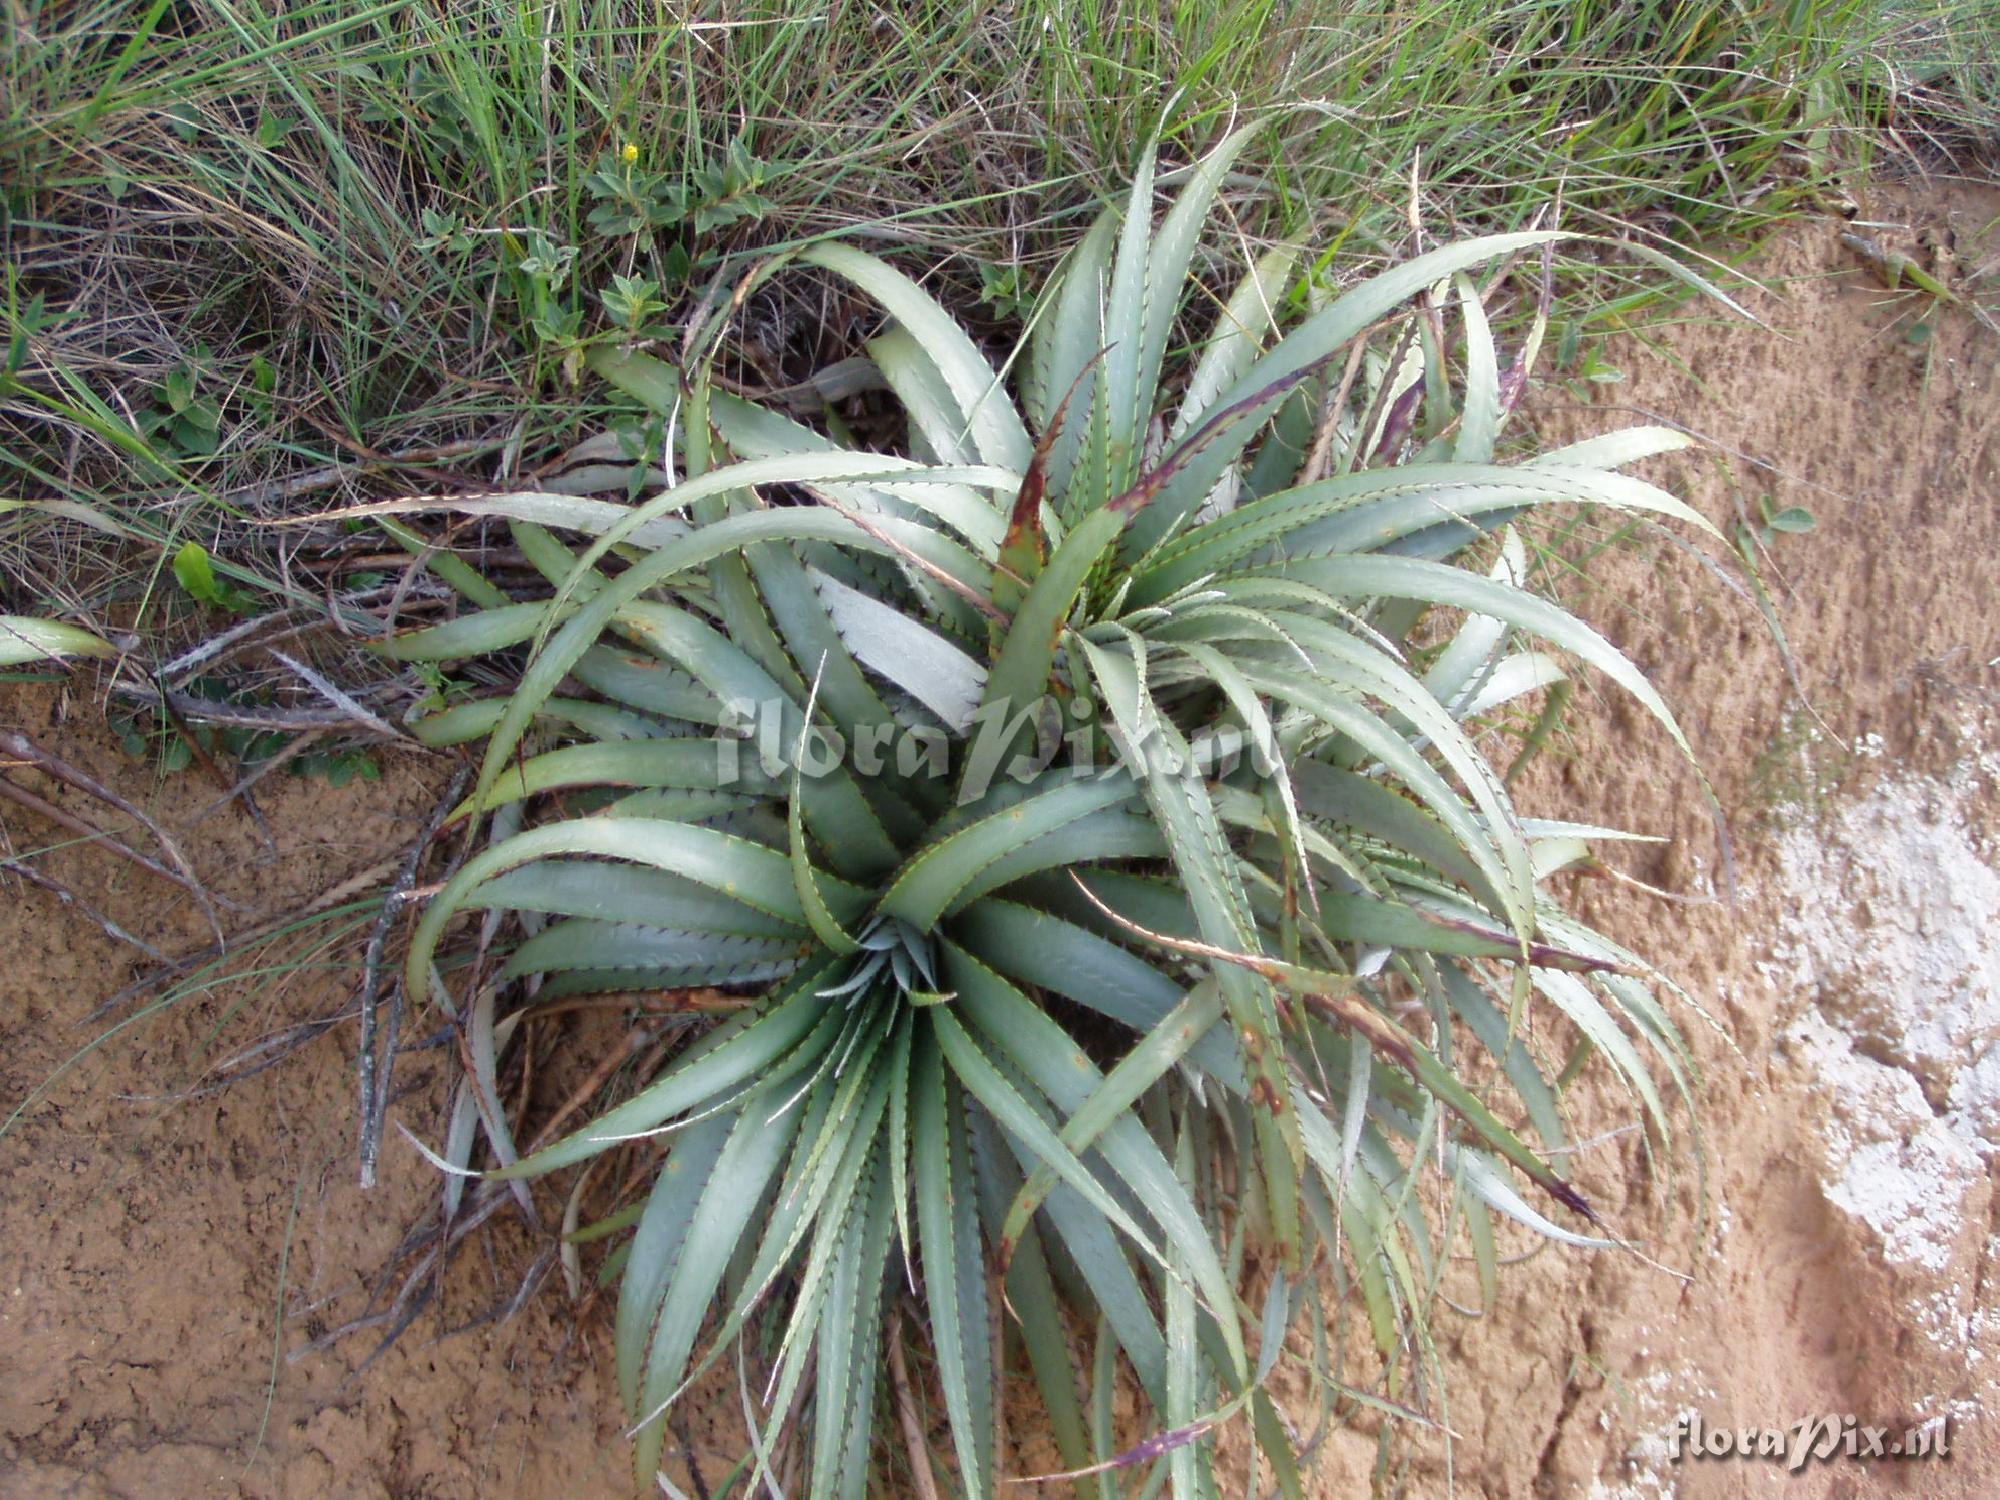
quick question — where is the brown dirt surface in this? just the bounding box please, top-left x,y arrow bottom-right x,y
0,692 -> 633,1497
4,176 -> 1998,1498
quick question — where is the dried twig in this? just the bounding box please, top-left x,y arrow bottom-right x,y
0,730 -> 227,937
438,1243 -> 557,1342
126,1008 -> 353,1100
359,766 -> 471,1188
84,852 -> 405,1023
1298,335 -> 1373,487
289,1177 -> 516,1369
221,432 -> 514,511
267,648 -> 402,738
109,679 -> 401,735
887,1311 -> 943,1500
0,857 -> 169,962
520,1027 -> 656,1156
186,729 -> 326,826
0,771 -> 241,921
155,606 -> 300,685
147,583 -> 451,695
672,1414 -> 715,1500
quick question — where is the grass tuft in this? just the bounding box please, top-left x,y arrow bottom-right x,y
4,0 -> 1995,661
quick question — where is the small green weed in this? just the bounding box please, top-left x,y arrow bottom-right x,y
1740,705 -> 1861,825
112,689 -> 381,786
138,354 -> 223,459
585,140 -> 775,243
1733,495 -> 1818,565
171,541 -> 252,614
976,261 -> 1036,322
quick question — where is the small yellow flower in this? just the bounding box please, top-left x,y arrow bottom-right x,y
619,143 -> 639,165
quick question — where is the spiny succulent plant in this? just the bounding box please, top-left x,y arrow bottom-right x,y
385,123 -> 1717,1496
